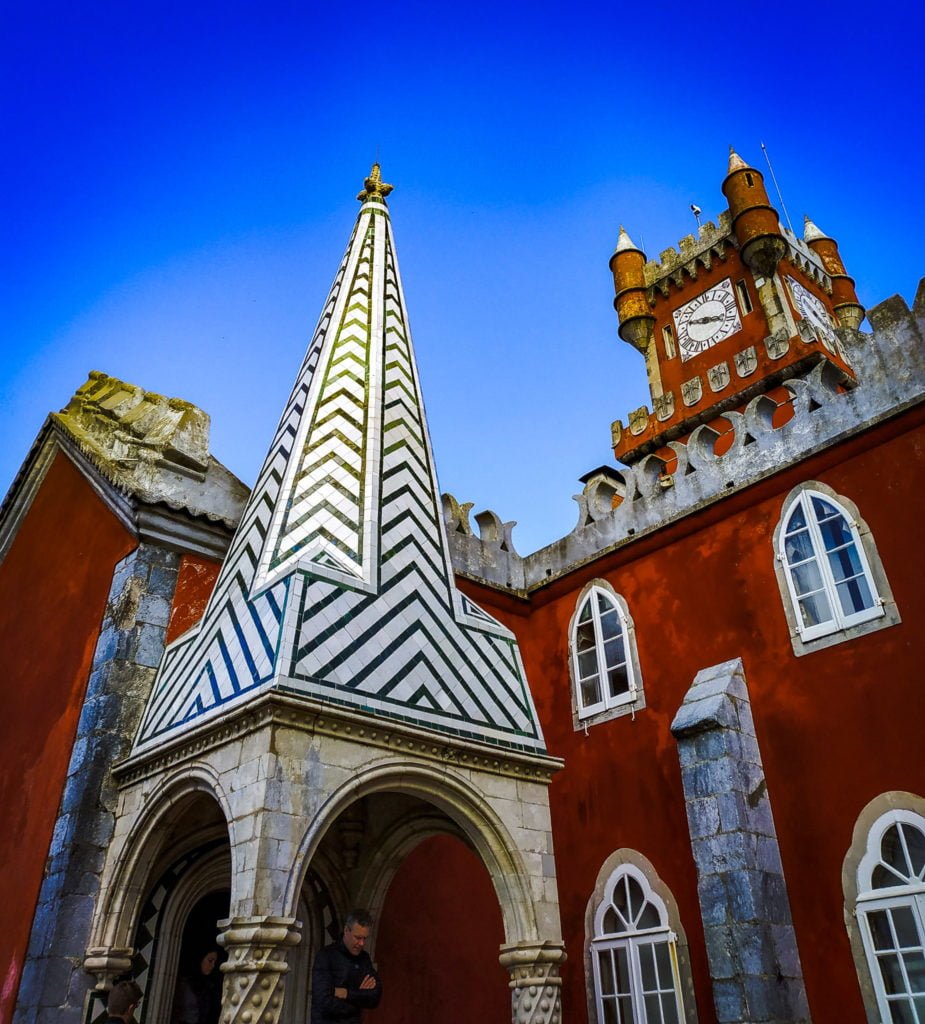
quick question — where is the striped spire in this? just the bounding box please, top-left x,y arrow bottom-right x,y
134,169 -> 545,755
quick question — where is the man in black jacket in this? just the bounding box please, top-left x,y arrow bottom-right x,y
310,910 -> 382,1023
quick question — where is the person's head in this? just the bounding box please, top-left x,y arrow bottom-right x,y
199,949 -> 219,975
342,909 -> 373,955
107,979 -> 142,1020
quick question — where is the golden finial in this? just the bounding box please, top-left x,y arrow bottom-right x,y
357,163 -> 394,202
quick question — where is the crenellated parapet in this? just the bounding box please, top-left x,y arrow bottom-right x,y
643,212 -> 735,297
780,225 -> 832,292
444,279 -> 925,591
442,493 -> 526,590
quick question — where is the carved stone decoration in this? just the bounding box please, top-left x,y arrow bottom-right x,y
681,376 -> 702,407
765,330 -> 791,359
474,509 -> 518,554
499,940 -> 566,1024
83,947 -> 134,992
440,493 -> 474,536
797,317 -> 819,346
217,917 -> 302,1024
611,419 -> 623,448
628,406 -> 650,436
707,361 -> 730,392
581,469 -> 626,523
653,391 -> 675,422
734,346 -> 758,377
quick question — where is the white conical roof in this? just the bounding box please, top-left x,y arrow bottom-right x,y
727,146 -> 749,173
135,169 -> 545,755
803,215 -> 830,243
614,225 -> 642,255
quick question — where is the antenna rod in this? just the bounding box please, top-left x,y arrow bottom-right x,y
761,141 -> 794,235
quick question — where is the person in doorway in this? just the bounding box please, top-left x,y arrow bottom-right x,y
106,980 -> 142,1023
171,947 -> 223,1024
310,910 -> 382,1023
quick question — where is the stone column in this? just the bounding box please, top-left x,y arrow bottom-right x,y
670,658 -> 810,1023
217,917 -> 301,1024
499,940 -> 566,1024
15,543 -> 180,1024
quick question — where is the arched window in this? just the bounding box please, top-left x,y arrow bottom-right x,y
591,864 -> 685,1024
774,484 -> 898,654
856,810 -> 925,1022
570,584 -> 642,724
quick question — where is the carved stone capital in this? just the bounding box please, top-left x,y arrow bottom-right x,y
499,940 -> 566,1024
83,946 -> 135,991
217,916 -> 302,1024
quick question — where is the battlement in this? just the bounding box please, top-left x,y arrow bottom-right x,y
444,277 -> 925,592
643,211 -> 734,295
780,224 -> 832,291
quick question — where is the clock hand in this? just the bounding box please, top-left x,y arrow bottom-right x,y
690,314 -> 726,325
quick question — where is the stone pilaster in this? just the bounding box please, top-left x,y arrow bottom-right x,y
499,940 -> 566,1024
14,544 -> 180,1024
217,917 -> 301,1024
670,658 -> 810,1024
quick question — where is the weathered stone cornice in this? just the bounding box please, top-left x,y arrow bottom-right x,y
114,689 -> 563,788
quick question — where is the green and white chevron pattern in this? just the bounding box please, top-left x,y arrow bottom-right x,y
134,193 -> 545,754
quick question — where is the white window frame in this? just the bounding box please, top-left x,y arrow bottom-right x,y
773,482 -> 900,656
590,863 -> 686,1024
855,809 -> 925,1024
569,582 -> 645,728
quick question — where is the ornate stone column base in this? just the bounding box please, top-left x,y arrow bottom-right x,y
499,940 -> 566,1024
217,917 -> 301,1024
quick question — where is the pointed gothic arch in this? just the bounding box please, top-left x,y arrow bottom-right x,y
89,763 -> 234,957
285,757 -> 548,947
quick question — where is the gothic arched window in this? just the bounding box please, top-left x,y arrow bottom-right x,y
856,810 -> 925,1022
591,864 -> 684,1024
774,484 -> 898,655
569,584 -> 643,725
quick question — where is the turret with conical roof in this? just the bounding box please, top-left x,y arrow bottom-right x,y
610,227 -> 661,397
609,147 -> 860,467
803,215 -> 865,329
722,146 -> 786,277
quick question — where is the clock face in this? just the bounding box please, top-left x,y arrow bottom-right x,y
673,278 -> 742,361
788,277 -> 838,349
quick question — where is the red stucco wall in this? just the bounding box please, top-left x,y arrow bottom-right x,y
0,451 -> 136,1019
458,409 -> 924,1024
374,834 -> 508,1024
166,554 -> 222,644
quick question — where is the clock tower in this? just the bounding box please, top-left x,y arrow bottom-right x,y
610,147 -> 864,466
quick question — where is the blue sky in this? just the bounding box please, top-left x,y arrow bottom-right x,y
2,2 -> 921,554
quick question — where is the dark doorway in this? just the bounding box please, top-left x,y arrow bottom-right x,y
171,890 -> 230,1024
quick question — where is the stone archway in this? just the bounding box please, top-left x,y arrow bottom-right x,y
275,755 -> 564,1024
286,758 -> 546,945
88,701 -> 564,1024
84,765 -> 234,1010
